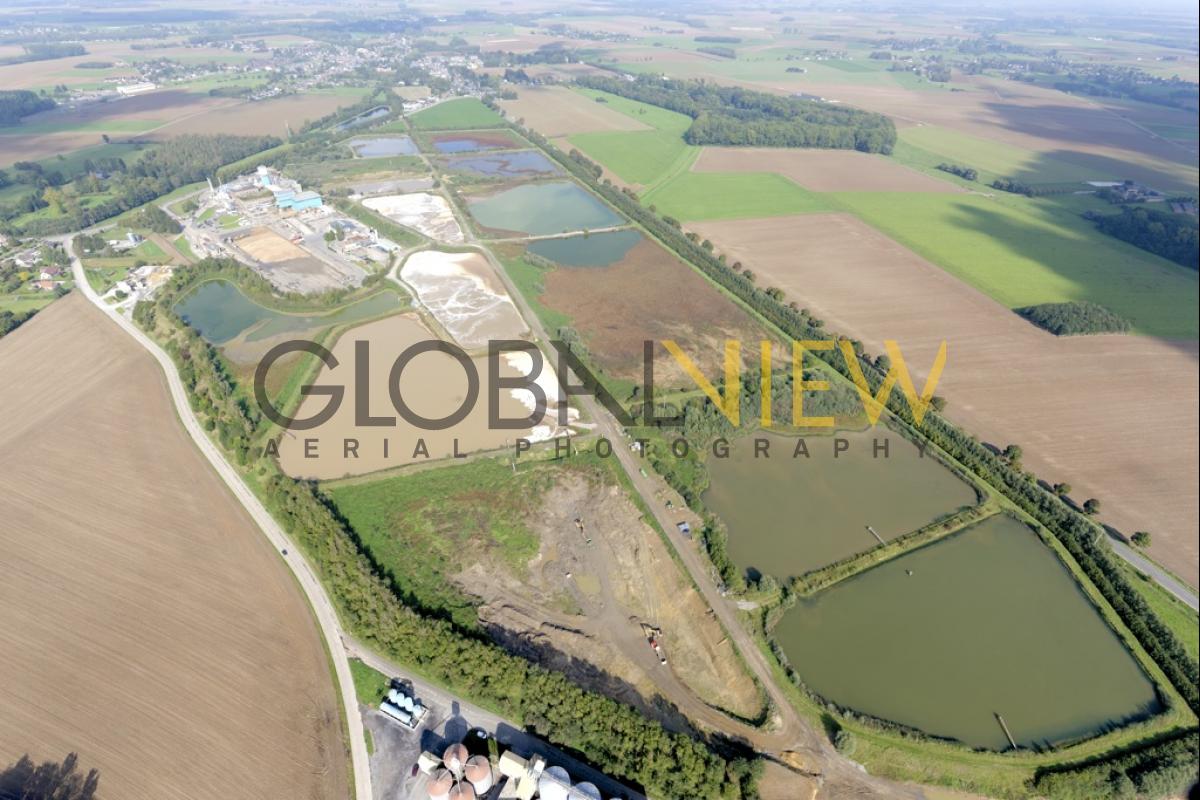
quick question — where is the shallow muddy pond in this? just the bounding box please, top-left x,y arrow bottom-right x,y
776,514 -> 1161,749
467,181 -> 623,236
444,150 -> 559,177
430,133 -> 515,153
526,229 -> 641,267
347,136 -> 418,157
703,429 -> 976,578
175,280 -> 401,348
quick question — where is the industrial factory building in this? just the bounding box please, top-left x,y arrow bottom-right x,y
418,740 -> 620,800
256,165 -> 324,211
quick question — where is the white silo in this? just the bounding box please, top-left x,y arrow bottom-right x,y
447,783 -> 476,800
464,755 -> 493,794
538,765 -> 572,800
569,781 -> 602,800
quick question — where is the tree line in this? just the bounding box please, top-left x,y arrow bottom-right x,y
936,162 -> 977,181
524,122 -> 1200,722
0,43 -> 86,66
0,89 -> 56,125
1031,729 -> 1198,799
574,74 -> 897,154
1016,301 -> 1132,336
1088,206 -> 1199,270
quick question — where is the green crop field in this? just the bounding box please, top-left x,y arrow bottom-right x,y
643,171 -> 835,220
0,293 -> 56,314
407,97 -> 503,130
568,89 -> 696,188
326,457 -> 550,628
832,191 -> 1200,338
894,126 -> 1104,185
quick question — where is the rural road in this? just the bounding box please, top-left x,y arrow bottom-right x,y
67,239 -> 374,800
1109,534 -> 1199,612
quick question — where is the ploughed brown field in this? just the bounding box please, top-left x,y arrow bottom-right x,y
0,295 -> 348,798
536,238 -> 771,387
693,146 -> 967,193
148,92 -> 361,138
498,86 -> 651,137
692,213 -> 1200,588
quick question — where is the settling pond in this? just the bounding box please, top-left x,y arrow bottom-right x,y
175,280 -> 401,346
703,429 -> 977,578
526,229 -> 641,266
444,150 -> 560,178
467,181 -> 623,236
775,514 -> 1161,749
347,136 -> 418,158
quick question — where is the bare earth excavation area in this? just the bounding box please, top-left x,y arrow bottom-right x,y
0,296 -> 347,799
463,470 -> 764,728
693,213 -> 1200,587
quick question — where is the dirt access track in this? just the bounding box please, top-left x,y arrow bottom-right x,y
693,213 -> 1200,588
0,295 -> 348,799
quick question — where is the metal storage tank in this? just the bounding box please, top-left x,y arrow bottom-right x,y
569,782 -> 602,800
427,769 -> 454,800
447,783 -> 476,800
443,743 -> 470,775
538,765 -> 572,800
464,755 -> 493,794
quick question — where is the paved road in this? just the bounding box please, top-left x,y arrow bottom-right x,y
1109,534 -> 1199,611
67,239 -> 374,800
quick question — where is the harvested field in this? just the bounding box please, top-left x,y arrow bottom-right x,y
497,86 -> 652,137
692,213 -> 1200,587
150,92 -> 365,138
791,77 -> 1199,193
362,193 -> 464,243
276,314 -> 576,480
0,295 -> 347,799
1,91 -> 234,165
0,131 -> 115,167
236,226 -> 308,262
692,146 -> 966,193
400,250 -> 528,350
527,236 -> 769,386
